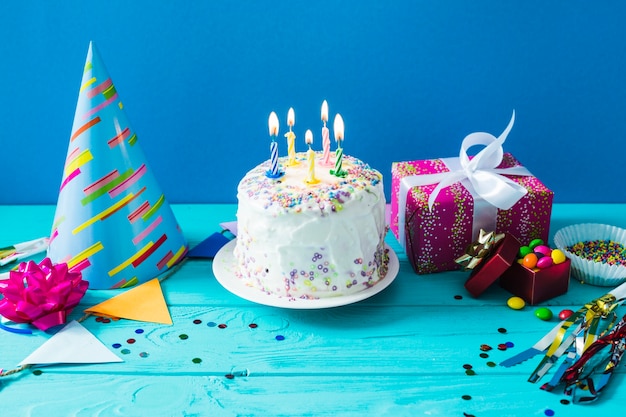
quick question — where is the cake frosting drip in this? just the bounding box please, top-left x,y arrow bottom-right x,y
234,152 -> 387,299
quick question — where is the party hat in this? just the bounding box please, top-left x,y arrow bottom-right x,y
47,41 -> 188,289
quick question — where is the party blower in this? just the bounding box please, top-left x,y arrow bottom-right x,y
47,41 -> 187,289
501,280 -> 626,403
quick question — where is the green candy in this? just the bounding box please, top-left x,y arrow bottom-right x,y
534,307 -> 553,321
529,238 -> 544,250
518,245 -> 532,258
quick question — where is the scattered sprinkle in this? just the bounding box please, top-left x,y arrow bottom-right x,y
192,358 -> 202,364
193,319 -> 202,324
135,329 -> 144,334
179,334 -> 189,340
566,240 -> 626,266
112,343 -> 122,349
275,335 -> 285,341
32,370 -> 43,376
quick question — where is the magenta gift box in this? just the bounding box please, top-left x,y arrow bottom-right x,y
391,153 -> 554,274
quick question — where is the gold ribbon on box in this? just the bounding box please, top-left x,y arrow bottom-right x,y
397,111 -> 534,250
454,229 -> 505,270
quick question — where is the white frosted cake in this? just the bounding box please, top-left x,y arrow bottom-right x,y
234,152 -> 388,299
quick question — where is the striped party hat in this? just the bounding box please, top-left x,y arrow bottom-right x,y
47,41 -> 188,289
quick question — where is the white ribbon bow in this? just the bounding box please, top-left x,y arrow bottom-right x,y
397,111 -> 533,249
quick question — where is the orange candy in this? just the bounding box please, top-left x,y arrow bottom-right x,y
522,253 -> 538,269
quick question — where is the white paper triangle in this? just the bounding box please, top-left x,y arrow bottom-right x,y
18,320 -> 123,366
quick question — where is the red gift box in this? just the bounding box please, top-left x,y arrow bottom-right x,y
390,114 -> 553,274
464,233 -> 520,297
500,258 -> 571,305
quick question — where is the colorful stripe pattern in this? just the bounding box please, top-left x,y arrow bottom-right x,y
47,41 -> 187,289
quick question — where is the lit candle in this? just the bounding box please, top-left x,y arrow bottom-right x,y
285,107 -> 298,166
330,113 -> 346,177
320,100 -> 332,166
304,129 -> 319,184
266,111 -> 283,178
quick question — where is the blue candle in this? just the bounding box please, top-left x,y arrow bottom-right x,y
266,112 -> 283,178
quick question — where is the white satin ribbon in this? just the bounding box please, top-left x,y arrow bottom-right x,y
397,111 -> 533,249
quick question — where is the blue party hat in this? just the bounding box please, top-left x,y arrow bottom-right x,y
47,42 -> 187,289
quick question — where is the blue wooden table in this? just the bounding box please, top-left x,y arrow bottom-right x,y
1,204 -> 626,416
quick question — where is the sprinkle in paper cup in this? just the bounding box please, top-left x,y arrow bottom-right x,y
553,223 -> 626,286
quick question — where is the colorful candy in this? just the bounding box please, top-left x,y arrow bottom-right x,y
558,309 -> 574,320
550,249 -> 567,265
536,256 -> 553,269
507,296 -> 526,310
522,253 -> 538,269
533,245 -> 552,256
517,238 -> 567,270
534,307 -> 553,321
518,246 -> 532,258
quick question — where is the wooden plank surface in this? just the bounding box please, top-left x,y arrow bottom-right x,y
1,204 -> 626,416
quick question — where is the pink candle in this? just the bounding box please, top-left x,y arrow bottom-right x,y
320,100 -> 333,166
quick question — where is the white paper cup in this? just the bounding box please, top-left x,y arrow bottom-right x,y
553,223 -> 626,286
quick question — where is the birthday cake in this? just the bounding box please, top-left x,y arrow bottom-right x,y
233,152 -> 388,299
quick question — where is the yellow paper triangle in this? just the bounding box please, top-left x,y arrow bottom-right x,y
84,278 -> 172,325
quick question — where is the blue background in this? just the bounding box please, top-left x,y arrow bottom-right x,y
1,1 -> 625,204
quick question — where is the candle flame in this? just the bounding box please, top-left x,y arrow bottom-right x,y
268,112 -> 279,136
287,107 -> 295,127
305,129 -> 313,145
321,100 -> 328,123
333,114 -> 344,142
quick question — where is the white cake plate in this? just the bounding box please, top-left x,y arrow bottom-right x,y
212,240 -> 399,309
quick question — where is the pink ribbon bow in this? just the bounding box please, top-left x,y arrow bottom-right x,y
0,258 -> 88,331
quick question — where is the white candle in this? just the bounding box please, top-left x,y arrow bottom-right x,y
285,107 -> 298,166
305,129 -> 319,184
